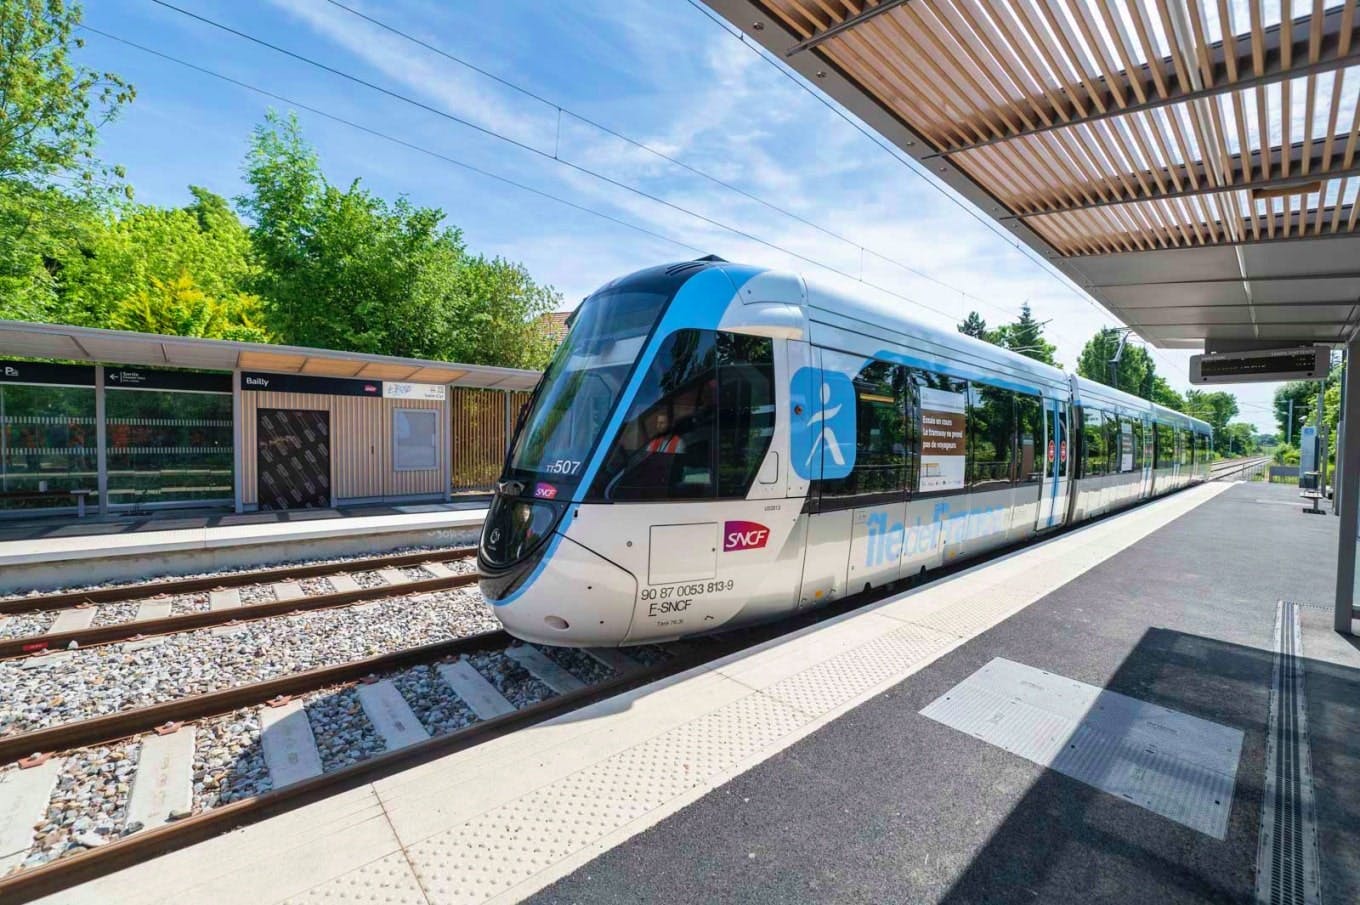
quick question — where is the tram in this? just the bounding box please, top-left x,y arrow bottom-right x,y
478,258 -> 1212,646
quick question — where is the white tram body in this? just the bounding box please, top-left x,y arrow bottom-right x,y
478,260 -> 1212,646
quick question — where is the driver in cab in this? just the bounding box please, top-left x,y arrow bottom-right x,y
644,409 -> 686,455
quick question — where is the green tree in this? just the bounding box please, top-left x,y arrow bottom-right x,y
1149,376 -> 1186,413
993,301 -> 1057,366
57,187 -> 262,330
0,0 -> 134,318
1274,380 -> 1322,441
957,310 -> 991,340
108,273 -> 272,342
1185,389 -> 1239,454
438,254 -> 560,369
238,111 -> 559,367
1077,328 -> 1155,397
1218,422 -> 1257,457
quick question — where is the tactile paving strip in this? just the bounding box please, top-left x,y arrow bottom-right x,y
404,692 -> 808,904
760,623 -> 956,717
283,851 -> 427,905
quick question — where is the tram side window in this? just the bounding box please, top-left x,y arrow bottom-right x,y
1082,408 -> 1107,477
1104,411 -> 1119,474
1015,393 -> 1043,484
1155,423 -> 1174,468
590,329 -> 774,501
967,382 -> 1015,489
819,360 -> 913,503
1131,420 -> 1143,470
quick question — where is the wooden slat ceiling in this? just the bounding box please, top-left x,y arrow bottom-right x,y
760,0 -> 1359,256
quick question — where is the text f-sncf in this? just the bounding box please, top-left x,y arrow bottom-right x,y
723,520 -> 770,552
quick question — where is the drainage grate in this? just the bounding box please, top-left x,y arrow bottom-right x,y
1256,601 -> 1322,905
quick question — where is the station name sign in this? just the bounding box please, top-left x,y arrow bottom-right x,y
0,361 -> 95,387
106,367 -> 231,393
1189,345 -> 1329,385
383,381 -> 447,401
242,372 -> 382,397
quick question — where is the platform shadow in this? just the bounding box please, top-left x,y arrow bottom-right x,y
935,620 -> 1360,905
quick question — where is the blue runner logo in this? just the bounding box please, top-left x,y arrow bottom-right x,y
790,367 -> 856,480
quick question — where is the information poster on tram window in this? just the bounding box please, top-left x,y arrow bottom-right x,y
920,386 -> 966,491
1120,421 -> 1134,472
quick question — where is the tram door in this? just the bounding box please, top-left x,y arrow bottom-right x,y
1139,418 -> 1154,497
1036,399 -> 1071,530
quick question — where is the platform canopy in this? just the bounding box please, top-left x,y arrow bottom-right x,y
706,0 -> 1360,349
0,320 -> 541,389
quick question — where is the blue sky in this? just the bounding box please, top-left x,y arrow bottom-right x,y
80,0 -> 1281,433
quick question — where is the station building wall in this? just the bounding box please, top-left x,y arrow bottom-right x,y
239,389 -> 449,508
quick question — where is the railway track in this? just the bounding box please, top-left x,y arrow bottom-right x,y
0,548 -> 479,658
1209,455 -> 1272,481
0,625 -> 710,903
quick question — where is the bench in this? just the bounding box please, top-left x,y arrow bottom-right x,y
0,489 -> 97,517
1301,489 -> 1325,515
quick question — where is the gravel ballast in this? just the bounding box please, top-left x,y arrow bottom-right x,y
304,688 -> 385,772
391,664 -> 478,736
465,649 -> 555,707
22,740 -> 141,869
0,586 -> 498,736
192,709 -> 268,810
541,645 -> 613,684
0,612 -> 58,640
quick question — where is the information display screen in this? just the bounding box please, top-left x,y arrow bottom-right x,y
1191,347 -> 1327,384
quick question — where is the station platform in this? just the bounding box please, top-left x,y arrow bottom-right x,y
0,499 -> 489,593
35,479 -> 1359,905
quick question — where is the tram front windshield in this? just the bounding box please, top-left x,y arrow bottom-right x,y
504,285 -> 671,495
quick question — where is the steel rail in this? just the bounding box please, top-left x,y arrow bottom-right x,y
0,547 -> 477,615
0,630 -> 511,764
1210,456 -> 1273,481
0,571 -> 480,659
0,641 -> 726,905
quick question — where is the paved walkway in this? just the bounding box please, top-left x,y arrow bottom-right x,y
538,480 -> 1354,905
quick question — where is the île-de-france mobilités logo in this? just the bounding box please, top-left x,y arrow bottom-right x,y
790,367 -> 856,481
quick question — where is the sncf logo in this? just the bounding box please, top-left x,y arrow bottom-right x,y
723,520 -> 770,552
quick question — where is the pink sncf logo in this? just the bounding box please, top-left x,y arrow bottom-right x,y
723,520 -> 770,552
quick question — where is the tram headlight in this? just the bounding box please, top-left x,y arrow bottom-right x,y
480,496 -> 564,569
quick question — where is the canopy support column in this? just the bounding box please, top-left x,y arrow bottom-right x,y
1333,340 -> 1360,634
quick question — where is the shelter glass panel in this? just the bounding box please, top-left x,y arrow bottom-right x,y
106,389 -> 233,506
0,385 -> 96,511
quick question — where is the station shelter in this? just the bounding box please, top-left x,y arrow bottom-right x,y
707,0 -> 1360,637
0,320 -> 539,517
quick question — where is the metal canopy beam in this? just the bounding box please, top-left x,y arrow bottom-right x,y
925,7 -> 1358,158
1088,272 -> 1360,288
1000,139 -> 1360,219
783,0 -> 910,56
